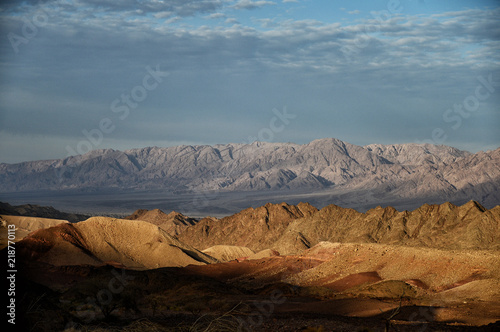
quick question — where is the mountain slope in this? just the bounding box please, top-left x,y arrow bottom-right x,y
275,200 -> 500,254
177,202 -> 318,251
125,209 -> 197,236
0,138 -> 498,209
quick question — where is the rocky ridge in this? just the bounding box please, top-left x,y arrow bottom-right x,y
178,201 -> 500,254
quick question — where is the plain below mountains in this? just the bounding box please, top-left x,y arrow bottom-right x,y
1,138 -> 499,211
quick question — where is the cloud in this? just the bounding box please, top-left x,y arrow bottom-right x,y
225,17 -> 239,24
283,0 -> 299,3
206,12 -> 226,19
0,2 -> 499,162
348,10 -> 360,15
232,0 -> 276,10
1,0 -> 226,17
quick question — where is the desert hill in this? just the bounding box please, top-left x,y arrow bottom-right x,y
1,138 -> 499,210
7,200 -> 500,330
16,217 -> 217,269
202,245 -> 255,262
182,241 -> 500,326
185,241 -> 500,302
178,201 -> 500,254
276,200 -> 500,254
125,208 -> 197,236
177,202 -> 318,252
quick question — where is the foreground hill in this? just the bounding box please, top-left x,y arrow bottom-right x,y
7,201 -> 500,331
17,241 -> 500,330
16,217 -> 217,269
178,201 -> 500,253
1,138 -> 499,209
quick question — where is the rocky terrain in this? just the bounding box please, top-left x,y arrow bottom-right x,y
1,138 -> 499,211
3,200 -> 499,331
125,209 -> 197,236
178,200 -> 500,254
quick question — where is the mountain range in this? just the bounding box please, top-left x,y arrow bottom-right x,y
1,138 -> 499,210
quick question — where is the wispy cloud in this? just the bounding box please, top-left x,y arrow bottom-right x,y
233,0 -> 276,10
0,1 -> 498,162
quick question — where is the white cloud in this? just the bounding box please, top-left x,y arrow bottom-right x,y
206,12 -> 226,19
0,2 -> 498,162
232,0 -> 276,10
225,17 -> 239,24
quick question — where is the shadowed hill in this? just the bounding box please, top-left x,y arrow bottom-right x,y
0,201 -> 88,222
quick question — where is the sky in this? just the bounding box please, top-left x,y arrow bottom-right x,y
0,0 -> 499,164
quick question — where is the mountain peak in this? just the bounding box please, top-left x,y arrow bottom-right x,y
461,200 -> 487,212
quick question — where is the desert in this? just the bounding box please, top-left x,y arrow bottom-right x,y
2,0 -> 499,330
2,199 -> 499,331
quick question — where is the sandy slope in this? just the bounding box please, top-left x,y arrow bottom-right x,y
184,241 -> 500,325
16,217 -> 217,269
202,245 -> 255,262
290,242 -> 500,299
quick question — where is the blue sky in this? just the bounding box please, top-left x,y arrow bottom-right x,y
0,0 -> 499,163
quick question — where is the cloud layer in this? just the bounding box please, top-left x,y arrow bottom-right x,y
0,0 -> 499,163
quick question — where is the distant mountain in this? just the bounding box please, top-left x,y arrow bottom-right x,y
178,201 -> 500,254
0,138 -> 499,209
